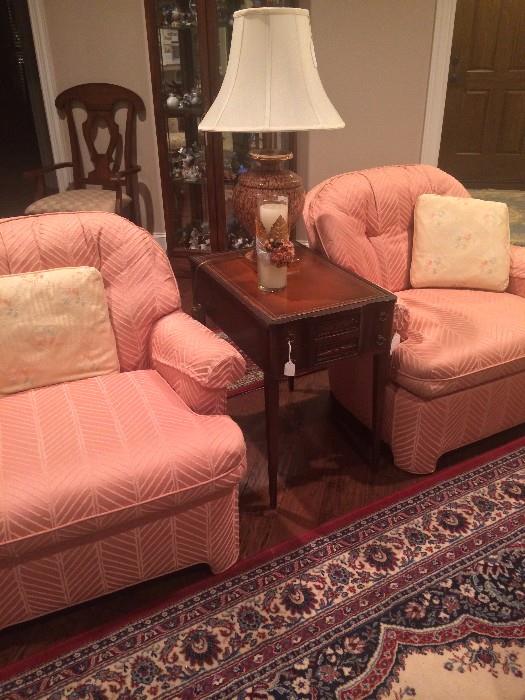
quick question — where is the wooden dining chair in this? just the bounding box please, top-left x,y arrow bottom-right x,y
24,83 -> 145,223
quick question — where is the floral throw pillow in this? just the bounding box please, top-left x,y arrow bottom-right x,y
0,266 -> 119,395
410,194 -> 510,291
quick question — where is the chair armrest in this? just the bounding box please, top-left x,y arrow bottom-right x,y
509,245 -> 525,298
109,167 -> 141,187
24,162 -> 74,179
110,168 -> 141,214
149,312 -> 245,413
116,166 -> 141,177
23,163 -> 74,200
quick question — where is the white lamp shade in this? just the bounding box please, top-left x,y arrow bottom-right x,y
198,7 -> 345,132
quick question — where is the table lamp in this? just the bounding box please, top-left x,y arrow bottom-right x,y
198,7 -> 344,244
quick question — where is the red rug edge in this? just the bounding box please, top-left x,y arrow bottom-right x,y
2,435 -> 524,682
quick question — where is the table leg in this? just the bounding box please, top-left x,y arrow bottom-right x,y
287,376 -> 295,392
264,373 -> 280,509
372,351 -> 389,468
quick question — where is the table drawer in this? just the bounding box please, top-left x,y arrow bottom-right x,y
313,309 -> 361,338
308,309 -> 361,366
313,331 -> 360,363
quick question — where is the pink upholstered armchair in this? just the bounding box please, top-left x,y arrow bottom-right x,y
0,212 -> 247,630
304,164 -> 525,474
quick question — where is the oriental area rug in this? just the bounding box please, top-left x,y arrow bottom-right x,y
1,441 -> 524,700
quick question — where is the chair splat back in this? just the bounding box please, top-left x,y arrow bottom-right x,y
55,83 -> 145,190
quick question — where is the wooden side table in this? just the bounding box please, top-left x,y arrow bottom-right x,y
191,245 -> 396,509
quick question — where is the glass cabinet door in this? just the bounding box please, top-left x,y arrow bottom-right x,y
156,1 -> 211,253
146,0 -> 297,262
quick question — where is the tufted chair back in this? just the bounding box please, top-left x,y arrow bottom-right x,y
303,164 -> 469,292
0,212 -> 180,371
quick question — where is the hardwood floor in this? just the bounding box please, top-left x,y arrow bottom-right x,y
1,278 -> 524,669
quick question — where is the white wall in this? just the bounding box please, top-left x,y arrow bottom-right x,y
37,0 -> 438,236
38,0 -> 164,233
298,0 -> 437,191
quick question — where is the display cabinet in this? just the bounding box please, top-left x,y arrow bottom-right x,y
144,0 -> 296,268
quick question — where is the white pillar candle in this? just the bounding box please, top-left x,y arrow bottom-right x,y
257,250 -> 287,290
256,197 -> 289,291
259,201 -> 288,235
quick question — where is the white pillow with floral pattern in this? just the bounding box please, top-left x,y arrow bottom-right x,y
410,194 -> 510,291
0,266 -> 119,395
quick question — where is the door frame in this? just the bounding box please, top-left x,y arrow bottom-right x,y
27,0 -> 69,191
420,0 -> 457,166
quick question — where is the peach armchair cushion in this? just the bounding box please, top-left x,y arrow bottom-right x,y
411,194 -> 510,291
0,212 -> 180,372
391,288 -> 525,399
24,189 -> 132,215
0,266 -> 119,395
0,370 -> 246,563
150,311 -> 245,412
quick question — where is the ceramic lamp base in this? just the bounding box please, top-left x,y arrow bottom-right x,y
232,149 -> 305,242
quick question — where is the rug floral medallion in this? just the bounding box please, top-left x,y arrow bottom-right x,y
1,445 -> 524,699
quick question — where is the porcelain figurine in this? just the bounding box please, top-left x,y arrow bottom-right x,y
189,81 -> 202,106
185,165 -> 201,182
170,7 -> 183,26
166,93 -> 180,109
189,228 -> 200,249
162,7 -> 172,26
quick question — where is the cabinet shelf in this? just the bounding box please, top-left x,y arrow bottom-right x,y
165,104 -> 203,117
161,21 -> 197,30
172,176 -> 206,185
172,246 -> 210,255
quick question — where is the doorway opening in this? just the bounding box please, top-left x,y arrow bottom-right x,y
438,0 -> 525,190
438,0 -> 525,246
0,0 -> 55,218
